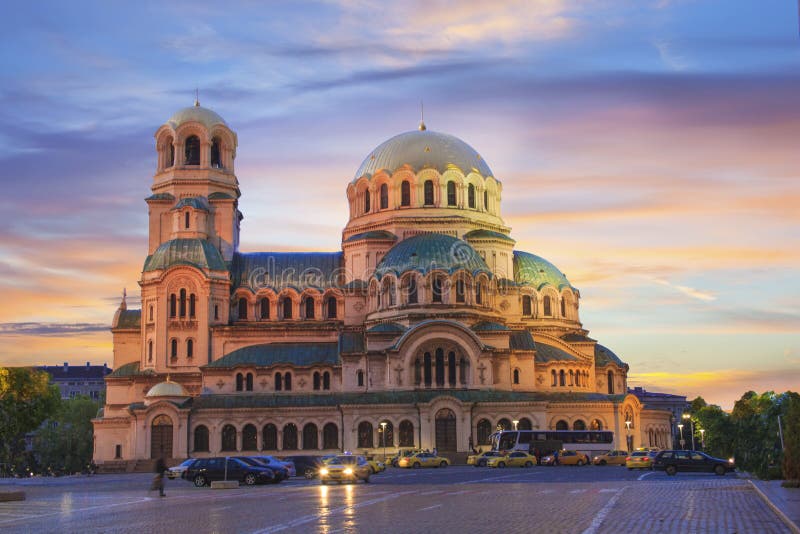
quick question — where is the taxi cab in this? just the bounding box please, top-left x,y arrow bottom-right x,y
318,455 -> 371,484
467,451 -> 503,467
592,450 -> 629,466
626,451 -> 654,470
365,457 -> 386,474
397,452 -> 450,468
486,451 -> 536,468
542,450 -> 589,466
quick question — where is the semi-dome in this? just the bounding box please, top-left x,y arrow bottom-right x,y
143,238 -> 226,272
354,129 -> 494,180
374,233 -> 491,279
146,379 -> 189,398
167,103 -> 227,130
513,251 -> 573,290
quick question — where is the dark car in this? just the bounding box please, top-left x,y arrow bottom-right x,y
244,456 -> 291,480
653,450 -> 735,476
182,457 -> 275,487
280,455 -> 325,479
235,457 -> 287,483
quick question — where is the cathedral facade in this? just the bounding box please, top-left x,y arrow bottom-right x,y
92,102 -> 672,465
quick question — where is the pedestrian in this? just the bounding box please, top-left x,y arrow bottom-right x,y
534,448 -> 541,466
553,450 -> 560,466
432,447 -> 438,457
468,435 -> 474,453
150,457 -> 166,497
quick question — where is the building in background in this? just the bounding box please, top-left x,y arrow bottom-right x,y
37,362 -> 112,400
628,386 -> 689,449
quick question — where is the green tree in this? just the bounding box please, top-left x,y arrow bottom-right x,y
781,392 -> 800,481
34,396 -> 101,473
694,404 -> 733,458
0,367 -> 60,473
690,396 -> 707,413
730,391 -> 791,479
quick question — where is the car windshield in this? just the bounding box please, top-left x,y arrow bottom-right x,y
631,452 -> 647,457
178,459 -> 194,467
331,456 -> 358,465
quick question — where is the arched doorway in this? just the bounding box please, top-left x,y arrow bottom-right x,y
150,415 -> 173,459
435,408 -> 457,452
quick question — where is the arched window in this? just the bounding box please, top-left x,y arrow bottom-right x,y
169,293 -> 176,317
148,305 -> 153,322
282,297 -> 293,319
559,370 -> 566,386
364,189 -> 371,213
555,420 -> 569,431
238,297 -> 248,320
262,424 -> 277,450
236,373 -> 243,391
561,298 -> 566,318
323,371 -> 330,390
518,418 -> 532,431
184,135 -> 200,165
304,296 -> 315,319
246,373 -> 253,391
313,372 -> 321,391
221,424 -> 237,451
242,424 -> 257,450
513,368 -> 520,385
185,211 -> 190,229
193,425 -> 209,452
284,372 -> 292,391
448,351 -> 456,387
170,338 -> 178,359
475,281 -> 483,305
459,356 -> 469,385
468,183 -> 476,208
551,369 -> 557,386
260,298 -> 270,320
357,421 -> 373,449
569,370 -> 574,386
186,339 -> 193,359
543,295 -> 552,316
179,289 -> 187,317
477,419 -> 492,445
522,295 -> 532,316
401,180 -> 410,206
431,277 -> 443,303
607,370 -> 615,394
590,419 -> 603,431
214,304 -> 219,320
211,137 -> 222,168
573,420 -> 586,431
424,180 -> 434,205
303,423 -> 318,450
379,183 -> 388,209
357,369 -> 364,387
326,296 -> 337,319
323,423 -> 338,449
414,358 -> 421,386
484,190 -> 489,211
497,418 -> 512,431
283,423 -> 298,450
447,181 -> 457,206
407,276 -> 418,304
165,137 -> 175,167
399,420 -> 415,447
387,279 -> 396,307
148,340 -> 153,362
275,372 -> 283,391
455,279 -> 465,303
423,352 -> 432,387
189,294 -> 196,318
379,421 -> 394,447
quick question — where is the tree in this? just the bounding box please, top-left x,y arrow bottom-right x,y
781,392 -> 800,481
34,396 -> 101,474
690,396 -> 707,413
694,404 -> 733,458
0,367 -> 60,473
730,391 -> 791,479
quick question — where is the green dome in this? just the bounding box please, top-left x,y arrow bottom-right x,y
143,238 -> 226,272
374,233 -> 491,280
167,104 -> 227,130
513,251 -> 572,290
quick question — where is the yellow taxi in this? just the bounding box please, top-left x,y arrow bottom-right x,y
318,455 -> 371,484
365,457 -> 386,474
486,451 -> 536,468
397,452 -> 450,469
626,451 -> 654,470
542,450 -> 590,466
592,450 -> 629,466
467,451 -> 503,467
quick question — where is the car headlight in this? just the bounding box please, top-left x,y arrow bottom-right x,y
319,468 -> 329,476
344,468 -> 353,475
728,458 -> 734,464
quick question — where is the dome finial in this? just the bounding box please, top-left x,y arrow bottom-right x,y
418,100 -> 426,131
119,288 -> 127,311
194,88 -> 200,107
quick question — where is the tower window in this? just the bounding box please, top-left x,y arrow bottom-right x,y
522,295 -> 532,316
447,181 -> 457,206
326,296 -> 337,319
364,189 -> 370,213
304,297 -> 315,319
432,277 -> 443,303
236,373 -> 243,391
313,371 -> 320,391
238,297 -> 248,320
148,340 -> 153,362
282,297 -> 293,319
166,137 -> 175,167
179,289 -> 187,318
475,282 -> 482,305
170,339 -> 178,360
211,137 -> 222,168
260,298 -> 270,320
189,294 -> 196,318
424,180 -> 434,205
401,180 -> 410,206
323,371 -> 330,390
561,298 -> 566,318
214,304 -> 219,320
380,183 -> 388,210
184,135 -> 200,165
169,294 -> 177,318
284,372 -> 292,391
357,370 -> 364,387
246,372 -> 253,391
455,279 -> 465,304
513,368 -> 520,384
185,211 -> 190,229
186,339 -> 193,359
468,184 -> 475,208
543,295 -> 552,316
148,305 -> 153,322
275,372 -> 282,391
407,276 -> 418,304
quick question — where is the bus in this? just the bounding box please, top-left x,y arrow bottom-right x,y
489,430 -> 614,457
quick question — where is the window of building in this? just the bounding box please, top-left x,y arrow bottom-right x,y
551,370 -> 557,386
522,295 -> 532,316
559,369 -> 566,386
260,298 -> 270,320
399,420 -> 414,447
221,424 -> 236,451
455,279 -> 465,303
262,424 -> 277,450
282,297 -> 292,319
148,305 -> 153,322
475,282 -> 482,305
364,189 -> 370,213
323,371 -> 330,390
283,424 -> 298,450
242,424 -> 257,450
186,339 -> 193,359
573,419 -> 586,431
313,371 -> 321,391
380,183 -> 388,209
357,369 -> 364,387
555,420 -> 568,431
448,351 -> 456,387
185,211 -> 190,229
407,276 -> 418,304
326,296 -> 337,319
424,180 -> 434,205
115,444 -> 122,459
477,419 -> 492,445
569,370 -> 574,386
304,297 -> 315,319
379,420 -> 394,447
497,418 -> 512,431
484,190 -> 489,211
561,298 -> 566,318
236,373 -> 244,391
303,423 -> 318,450
184,135 -> 200,165
468,183 -> 475,208
284,372 -> 292,391
401,180 -> 410,206
447,181 -> 457,206
518,418 -> 532,431
414,358 -> 421,386
513,368 -> 520,384
170,339 -> 178,360
431,277 -> 443,303
607,370 -> 615,394
357,421 -> 373,448
590,419 -> 603,431
179,289 -> 187,317
211,137 -> 222,168
275,372 -> 282,391
323,423 -> 338,449
246,372 -> 253,391
189,294 -> 196,318
165,137 -> 175,168
238,297 -> 248,320
214,304 -> 219,320
543,295 -> 552,316
148,340 -> 153,362
459,356 -> 469,385
423,352 -> 432,387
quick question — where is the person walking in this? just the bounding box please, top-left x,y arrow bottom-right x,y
432,447 -> 438,457
553,449 -> 560,466
534,448 -> 541,466
151,457 -> 166,497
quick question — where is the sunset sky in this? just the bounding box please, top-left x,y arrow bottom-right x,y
1,1 -> 798,409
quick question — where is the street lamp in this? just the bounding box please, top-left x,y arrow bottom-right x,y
699,429 -> 705,450
512,420 -> 519,431
380,421 -> 387,462
682,413 -> 695,450
625,420 -> 632,452
678,423 -> 685,450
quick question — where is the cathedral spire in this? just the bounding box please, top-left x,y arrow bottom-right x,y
418,100 -> 426,131
119,288 -> 127,311
194,88 -> 200,107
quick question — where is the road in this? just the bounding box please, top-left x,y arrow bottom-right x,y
0,465 -> 790,533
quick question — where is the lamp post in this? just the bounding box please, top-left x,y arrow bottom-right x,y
699,429 -> 705,450
512,420 -> 519,431
678,424 -> 685,450
670,414 -> 677,449
682,413 -> 695,450
380,421 -> 387,462
625,420 -> 632,452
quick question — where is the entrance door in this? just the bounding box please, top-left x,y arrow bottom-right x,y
151,415 -> 174,459
435,409 -> 457,452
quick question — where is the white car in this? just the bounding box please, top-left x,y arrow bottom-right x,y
167,459 -> 196,479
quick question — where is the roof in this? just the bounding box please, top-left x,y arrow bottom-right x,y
167,104 -> 227,130
107,362 -> 157,378
344,230 -> 398,243
208,192 -> 235,200
145,193 -> 175,202
509,330 -> 536,351
143,239 -> 227,272
353,129 -> 494,180
471,321 -> 509,332
36,364 -> 112,380
374,233 -> 491,280
463,229 -> 515,243
146,380 -> 189,398
534,343 -> 580,363
561,332 -> 594,342
172,197 -> 209,211
339,332 -> 365,354
231,252 -> 343,291
366,323 -> 407,334
595,344 -> 628,368
115,309 -> 141,329
204,343 -> 340,369
189,390 -> 622,410
513,250 -> 572,290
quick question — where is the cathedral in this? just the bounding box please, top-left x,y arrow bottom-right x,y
92,101 -> 672,465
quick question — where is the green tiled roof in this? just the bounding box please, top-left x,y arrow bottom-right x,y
374,233 -> 491,280
509,330 -> 536,351
189,389 -> 620,410
208,192 -> 235,200
231,252 -> 343,291
472,321 -> 509,332
367,322 -> 406,334
561,332 -> 594,342
339,332 -> 365,354
143,239 -> 226,272
463,229 -> 515,243
107,361 -> 157,378
344,230 -> 397,243
172,197 -> 209,211
535,343 -> 580,363
595,344 -> 627,369
145,193 -> 175,202
116,310 -> 141,329
514,251 -> 573,290
205,342 -> 340,369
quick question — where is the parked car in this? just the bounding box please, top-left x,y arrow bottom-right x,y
467,451 -> 503,467
486,451 -> 536,468
397,452 -> 450,469
653,450 -> 735,476
626,451 -> 654,470
592,450 -> 629,466
318,455 -> 371,484
365,456 -> 386,474
280,455 -> 325,479
167,458 -> 196,479
247,455 -> 294,478
235,457 -> 287,482
541,450 -> 589,466
389,449 -> 423,467
182,457 -> 275,487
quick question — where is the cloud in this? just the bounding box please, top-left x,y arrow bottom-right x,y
0,322 -> 108,336
653,39 -> 689,71
649,277 -> 716,301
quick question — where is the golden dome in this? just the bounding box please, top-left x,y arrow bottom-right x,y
146,378 -> 189,398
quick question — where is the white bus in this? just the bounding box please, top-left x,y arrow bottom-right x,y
489,430 -> 615,456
